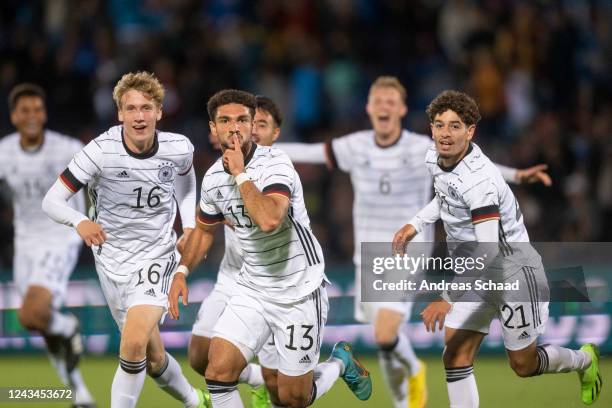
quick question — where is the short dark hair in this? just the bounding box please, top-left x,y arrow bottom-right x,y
207,89 -> 257,121
256,95 -> 282,127
8,83 -> 46,111
426,90 -> 481,126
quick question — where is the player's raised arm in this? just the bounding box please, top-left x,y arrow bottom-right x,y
495,163 -> 552,186
275,142 -> 329,166
225,135 -> 289,232
392,196 -> 441,256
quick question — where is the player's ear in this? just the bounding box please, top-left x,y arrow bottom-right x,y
272,127 -> 281,143
156,105 -> 162,121
399,102 -> 408,117
467,124 -> 476,140
209,120 -> 217,135
117,108 -> 124,122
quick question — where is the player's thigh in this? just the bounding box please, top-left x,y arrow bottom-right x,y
15,242 -> 79,309
268,285 -> 329,377
206,337 -> 249,381
188,335 -> 211,376
192,286 -> 231,338
373,305 -> 411,345
212,290 -> 271,366
120,304 -> 165,357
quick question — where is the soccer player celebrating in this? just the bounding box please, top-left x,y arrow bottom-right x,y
169,89 -> 372,408
188,96 -> 284,407
0,83 -> 95,407
42,72 -> 206,408
392,90 -> 601,407
275,76 -> 551,408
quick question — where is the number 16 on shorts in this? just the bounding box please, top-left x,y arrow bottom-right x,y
134,253 -> 177,300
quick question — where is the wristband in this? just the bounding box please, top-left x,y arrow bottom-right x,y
176,265 -> 189,277
235,172 -> 250,186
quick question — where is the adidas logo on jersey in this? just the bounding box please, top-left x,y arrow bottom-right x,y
518,331 -> 531,340
116,170 -> 129,178
144,288 -> 156,297
299,354 -> 312,364
216,189 -> 223,199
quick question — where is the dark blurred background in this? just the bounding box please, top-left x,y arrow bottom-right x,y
1,0 -> 611,269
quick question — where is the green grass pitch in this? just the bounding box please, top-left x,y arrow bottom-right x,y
0,354 -> 608,407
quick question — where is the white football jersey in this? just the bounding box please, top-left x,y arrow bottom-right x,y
216,225 -> 242,287
62,125 -> 194,282
199,145 -> 325,303
0,130 -> 84,244
425,143 -> 537,267
330,130 -> 435,264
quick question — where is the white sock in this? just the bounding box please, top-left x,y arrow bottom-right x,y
536,344 -> 591,374
46,351 -> 69,385
378,350 -> 408,407
111,358 -> 147,408
47,312 -> 77,338
150,353 -> 199,407
446,366 -> 479,408
69,368 -> 95,404
206,380 -> 244,407
392,332 -> 420,375
311,359 -> 343,401
238,363 -> 265,387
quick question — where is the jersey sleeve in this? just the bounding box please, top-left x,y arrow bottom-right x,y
197,182 -> 224,226
178,138 -> 195,176
329,134 -> 356,172
61,140 -> 104,193
260,152 -> 294,199
462,177 -> 501,225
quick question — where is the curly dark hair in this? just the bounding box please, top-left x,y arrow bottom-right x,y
256,95 -> 283,127
207,89 -> 256,121
8,83 -> 46,111
426,90 -> 481,126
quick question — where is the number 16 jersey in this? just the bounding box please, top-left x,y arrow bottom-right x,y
61,125 -> 194,282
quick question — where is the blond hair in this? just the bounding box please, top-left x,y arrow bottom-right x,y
369,76 -> 407,101
113,71 -> 165,109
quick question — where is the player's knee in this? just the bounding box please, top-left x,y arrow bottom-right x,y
277,386 -> 311,408
17,303 -> 50,331
509,355 -> 537,378
188,345 -> 208,376
262,369 -> 279,402
443,346 -> 474,368
205,357 -> 238,382
374,330 -> 397,348
120,335 -> 149,359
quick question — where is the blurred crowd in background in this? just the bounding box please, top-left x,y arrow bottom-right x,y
1,0 -> 611,268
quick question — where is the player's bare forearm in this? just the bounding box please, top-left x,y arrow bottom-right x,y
179,223 -> 216,271
239,181 -> 288,232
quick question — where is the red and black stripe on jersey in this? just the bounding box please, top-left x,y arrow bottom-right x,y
262,183 -> 290,198
59,168 -> 84,193
471,205 -> 500,224
197,207 -> 224,226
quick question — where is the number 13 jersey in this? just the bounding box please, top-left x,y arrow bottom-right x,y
199,145 -> 326,303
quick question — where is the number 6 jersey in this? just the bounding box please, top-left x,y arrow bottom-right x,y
198,145 -> 326,303
61,125 -> 194,282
